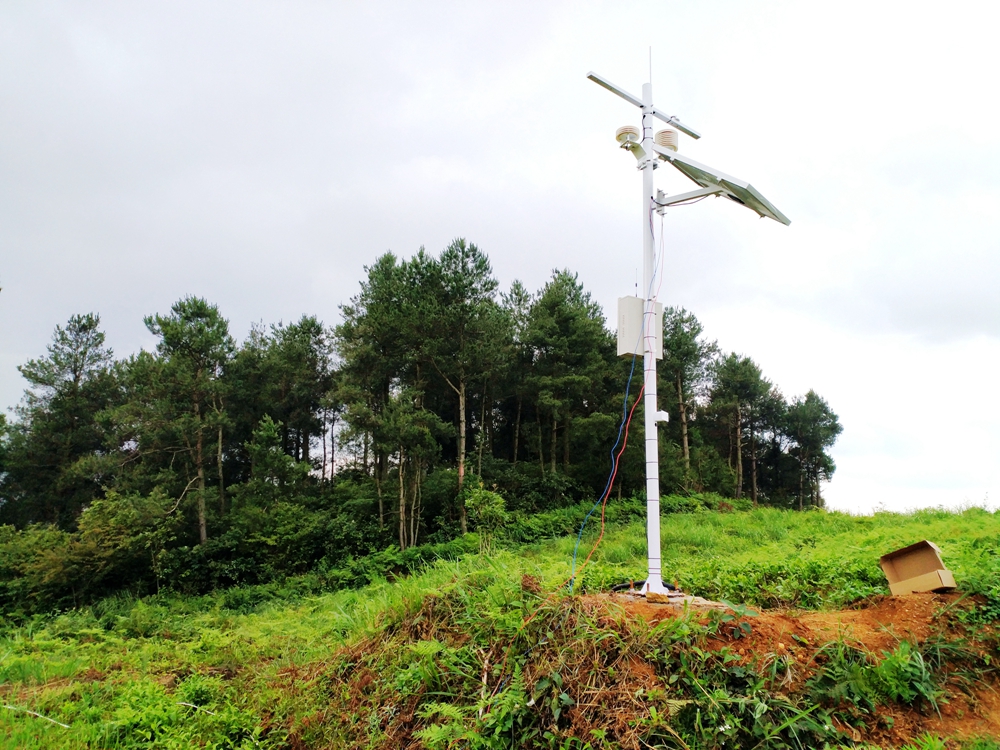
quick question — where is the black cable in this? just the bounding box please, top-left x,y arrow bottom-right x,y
609,580 -> 676,592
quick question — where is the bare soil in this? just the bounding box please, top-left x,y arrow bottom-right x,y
304,590 -> 999,749
602,591 -> 1000,746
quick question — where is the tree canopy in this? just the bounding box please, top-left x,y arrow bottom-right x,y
0,239 -> 841,612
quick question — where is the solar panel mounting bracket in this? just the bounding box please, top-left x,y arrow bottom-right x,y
653,185 -> 724,208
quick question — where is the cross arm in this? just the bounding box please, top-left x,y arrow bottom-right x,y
586,72 -> 643,108
648,108 -> 701,139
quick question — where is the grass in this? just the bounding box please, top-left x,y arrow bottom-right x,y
1,503 -> 999,748
564,504 -> 1000,608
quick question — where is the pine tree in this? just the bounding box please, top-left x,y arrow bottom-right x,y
142,297 -> 234,543
785,390 -> 842,509
660,307 -> 718,488
1,314 -> 117,528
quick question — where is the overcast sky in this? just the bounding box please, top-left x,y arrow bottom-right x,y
2,1 -> 998,514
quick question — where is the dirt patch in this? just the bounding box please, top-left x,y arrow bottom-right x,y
596,590 -> 1000,746
609,591 -> 960,655
300,590 -> 998,748
929,678 -> 1000,741
155,672 -> 177,689
872,682 -> 1000,746
521,574 -> 543,595
796,594 -> 951,652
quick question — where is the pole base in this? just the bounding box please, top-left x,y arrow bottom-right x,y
642,574 -> 673,597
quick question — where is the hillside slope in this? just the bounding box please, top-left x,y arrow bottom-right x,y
2,506 -> 1000,749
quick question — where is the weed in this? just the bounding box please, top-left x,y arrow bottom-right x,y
872,641 -> 943,714
899,734 -> 947,750
808,638 -> 945,719
718,599 -> 759,638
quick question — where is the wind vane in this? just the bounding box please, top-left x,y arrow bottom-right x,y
588,70 -> 789,597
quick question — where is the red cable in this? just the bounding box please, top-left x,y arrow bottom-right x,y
488,384 -> 647,699
491,205 -> 664,700
576,382 -> 645,577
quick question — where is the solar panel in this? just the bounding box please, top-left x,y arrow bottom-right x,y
651,144 -> 790,225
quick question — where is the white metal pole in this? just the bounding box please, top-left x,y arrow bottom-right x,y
640,83 -> 668,596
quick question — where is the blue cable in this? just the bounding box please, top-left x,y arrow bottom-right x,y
568,348 -> 640,593
569,203 -> 662,593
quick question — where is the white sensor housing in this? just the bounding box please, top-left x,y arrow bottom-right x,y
655,129 -> 678,152
615,125 -> 640,144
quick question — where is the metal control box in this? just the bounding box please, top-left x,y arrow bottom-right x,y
617,296 -> 662,359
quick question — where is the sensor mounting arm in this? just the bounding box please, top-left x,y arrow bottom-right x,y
587,71 -> 702,140
649,108 -> 701,139
586,71 -> 643,108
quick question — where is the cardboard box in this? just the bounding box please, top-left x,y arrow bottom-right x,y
879,540 -> 956,596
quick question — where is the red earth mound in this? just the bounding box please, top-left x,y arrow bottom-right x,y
598,591 -> 1000,745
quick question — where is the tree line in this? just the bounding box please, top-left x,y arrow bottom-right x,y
0,238 -> 840,610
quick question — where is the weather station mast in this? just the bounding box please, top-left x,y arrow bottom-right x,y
587,70 -> 790,598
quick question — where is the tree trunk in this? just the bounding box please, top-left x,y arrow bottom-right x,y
398,447 -> 406,549
563,415 -> 570,472
321,412 -> 327,481
193,383 -> 208,544
726,417 -> 734,470
798,458 -> 805,511
196,426 -> 207,544
750,423 -> 758,508
457,378 -> 468,534
513,395 -> 522,466
477,384 -> 487,477
486,385 -> 494,461
375,456 -> 385,529
537,410 -> 545,475
677,373 -> 691,481
217,424 -> 225,515
550,413 -> 557,475
302,430 -> 309,465
409,460 -> 418,548
330,417 -> 336,480
734,404 -> 743,500
413,465 -> 422,546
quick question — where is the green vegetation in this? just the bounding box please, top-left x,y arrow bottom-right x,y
2,504 -> 999,748
8,240 -> 984,747
0,240 -> 841,616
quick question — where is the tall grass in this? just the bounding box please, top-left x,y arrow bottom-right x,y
1,504 -> 999,748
